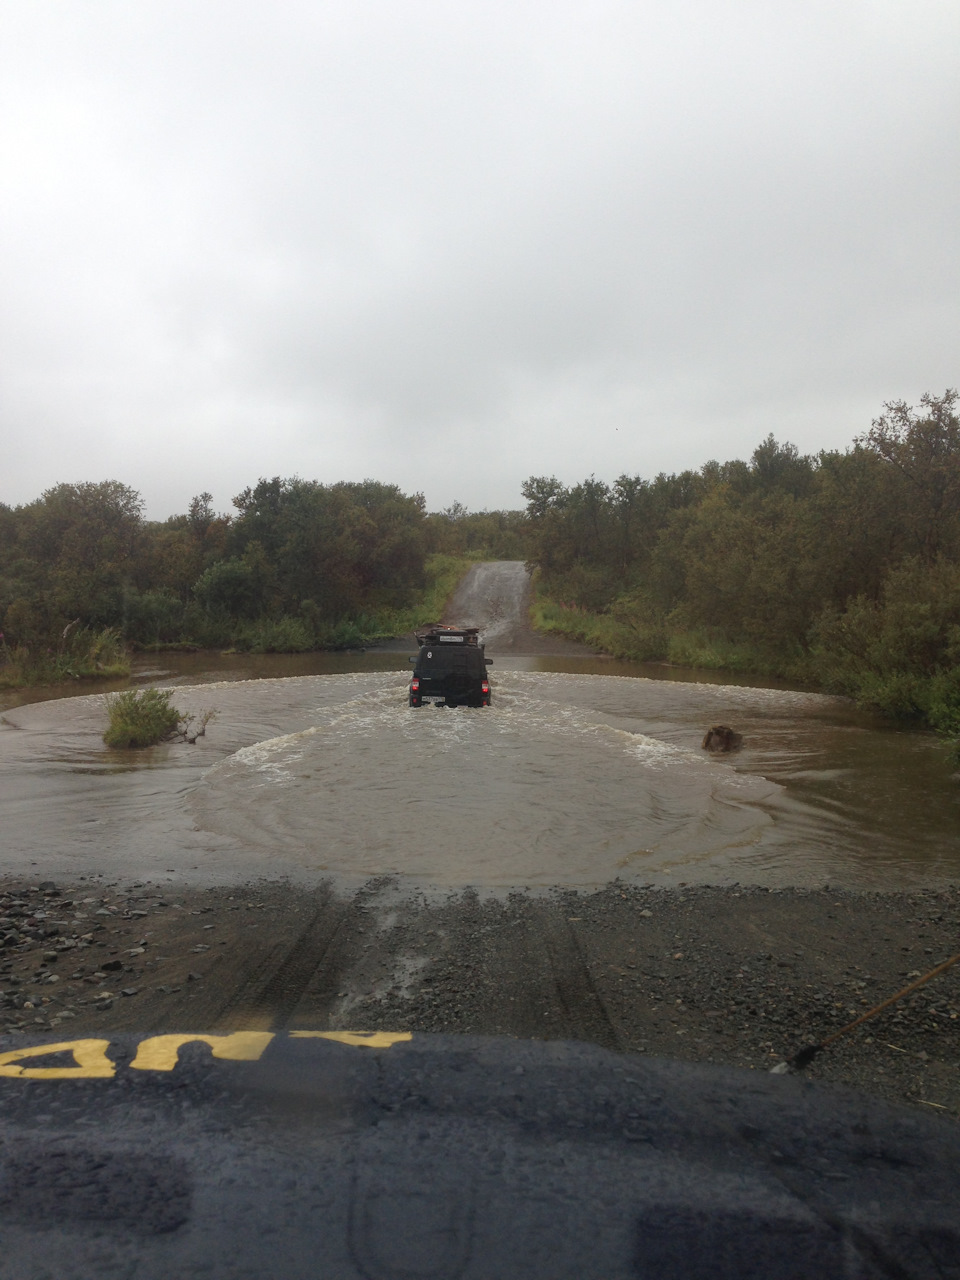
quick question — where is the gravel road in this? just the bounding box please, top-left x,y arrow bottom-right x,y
4,877 -> 958,1117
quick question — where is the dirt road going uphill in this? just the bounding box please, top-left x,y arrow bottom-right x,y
442,560 -> 594,654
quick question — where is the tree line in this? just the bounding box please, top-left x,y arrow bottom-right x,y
0,476 -> 497,679
4,389 -> 958,745
522,391 -> 960,741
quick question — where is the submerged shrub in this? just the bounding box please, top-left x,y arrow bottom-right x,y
103,688 -> 183,748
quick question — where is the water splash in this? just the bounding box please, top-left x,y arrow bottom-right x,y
0,669 -> 957,890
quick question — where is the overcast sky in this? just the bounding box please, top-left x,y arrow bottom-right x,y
1,1 -> 958,520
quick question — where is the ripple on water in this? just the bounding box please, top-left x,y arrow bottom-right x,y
187,676 -> 772,886
2,670 -> 958,889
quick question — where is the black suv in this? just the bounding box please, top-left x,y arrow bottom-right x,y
408,625 -> 492,708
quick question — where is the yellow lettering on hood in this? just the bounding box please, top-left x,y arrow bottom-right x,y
130,1032 -> 275,1071
290,1031 -> 413,1049
0,1039 -> 116,1079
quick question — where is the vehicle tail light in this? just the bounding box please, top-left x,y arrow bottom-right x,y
411,679 -> 420,691
481,681 -> 489,693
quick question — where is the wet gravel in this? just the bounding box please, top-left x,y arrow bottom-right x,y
2,877 -> 957,1118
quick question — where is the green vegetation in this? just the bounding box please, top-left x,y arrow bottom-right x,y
103,688 -> 217,748
103,688 -> 184,748
9,385 -> 959,762
523,390 -> 960,755
0,626 -> 128,689
385,552 -> 478,634
530,589 -> 761,672
0,471 -> 520,687
424,503 -> 529,561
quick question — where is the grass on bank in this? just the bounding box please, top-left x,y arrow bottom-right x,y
265,551 -> 477,649
377,552 -> 479,636
530,590 -> 786,676
129,553 -> 479,655
531,580 -> 960,760
0,627 -> 129,690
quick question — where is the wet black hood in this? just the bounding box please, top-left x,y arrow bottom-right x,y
1,1031 -> 958,1279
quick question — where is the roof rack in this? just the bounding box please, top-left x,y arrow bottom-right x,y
414,624 -> 482,647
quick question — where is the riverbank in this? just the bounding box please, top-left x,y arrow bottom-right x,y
530,584 -> 960,767
0,554 -> 475,695
0,627 -> 129,691
530,588 -> 807,680
3,878 -> 957,1118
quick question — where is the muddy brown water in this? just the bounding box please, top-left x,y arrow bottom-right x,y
1,562 -> 957,892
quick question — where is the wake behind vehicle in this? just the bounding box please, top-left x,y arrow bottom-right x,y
408,624 -> 492,708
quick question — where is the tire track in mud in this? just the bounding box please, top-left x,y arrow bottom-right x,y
208,886 -> 352,1031
538,908 -> 622,1050
341,893 -> 622,1047
205,887 -> 623,1046
209,878 -> 404,1031
474,899 -> 620,1048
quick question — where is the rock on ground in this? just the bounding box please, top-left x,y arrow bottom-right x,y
2,878 -> 957,1117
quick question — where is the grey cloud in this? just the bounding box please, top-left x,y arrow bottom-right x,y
1,1 -> 957,518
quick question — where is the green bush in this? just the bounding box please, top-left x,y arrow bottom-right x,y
180,602 -> 236,649
243,616 -> 313,653
314,618 -> 367,649
193,554 -> 269,619
103,688 -> 183,748
123,590 -> 185,646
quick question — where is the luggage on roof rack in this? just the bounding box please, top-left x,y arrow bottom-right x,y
414,624 -> 481,647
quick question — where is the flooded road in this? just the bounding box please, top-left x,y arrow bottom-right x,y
1,562 -> 958,891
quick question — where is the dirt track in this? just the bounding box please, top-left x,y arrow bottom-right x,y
442,559 -> 595,654
3,877 -> 959,1116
